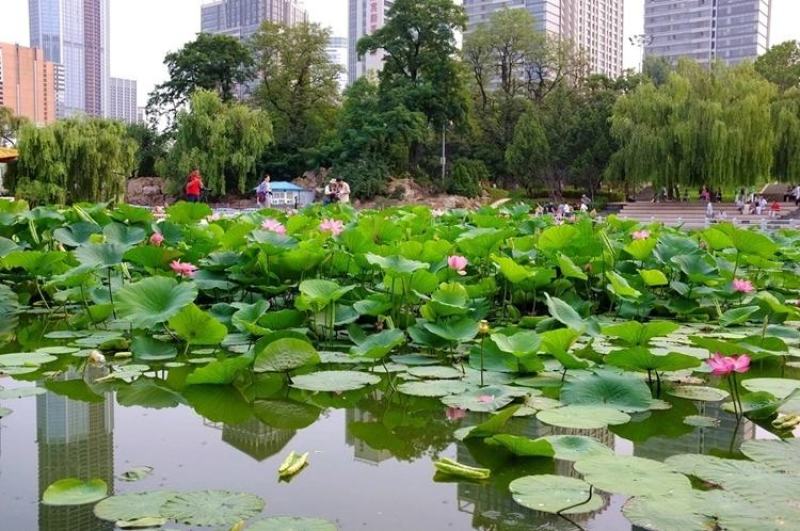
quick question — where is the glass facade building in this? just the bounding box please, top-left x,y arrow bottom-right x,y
108,77 -> 138,124
347,0 -> 394,85
201,0 -> 308,42
28,0 -> 110,118
644,0 -> 772,66
463,0 -> 624,78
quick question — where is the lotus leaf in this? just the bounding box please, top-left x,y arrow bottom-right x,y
42,478 -> 108,506
0,352 -> 57,366
117,466 -> 154,482
537,405 -> 630,429
169,304 -> 228,345
407,365 -> 464,379
667,385 -> 729,402
574,455 -> 692,497
741,377 -> 800,399
131,336 -> 177,361
253,399 -> 321,430
557,253 -> 587,280
0,386 -> 47,399
486,434 -> 555,457
254,338 -> 320,372
441,385 -> 526,412
422,318 -> 480,342
509,475 -> 604,515
638,269 -> 668,287
159,490 -> 264,527
186,356 -> 251,385
540,435 -> 614,461
397,379 -> 469,397
606,347 -> 700,372
364,253 -> 427,275
289,370 -> 381,392
350,329 -> 406,360
116,277 -> 197,328
560,371 -> 653,412
602,320 -> 680,347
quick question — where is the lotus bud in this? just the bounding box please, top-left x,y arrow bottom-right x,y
479,320 -> 490,336
88,350 -> 106,366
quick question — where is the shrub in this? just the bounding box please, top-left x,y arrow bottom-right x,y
447,159 -> 488,198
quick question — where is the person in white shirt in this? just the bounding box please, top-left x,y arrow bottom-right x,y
794,185 -> 800,206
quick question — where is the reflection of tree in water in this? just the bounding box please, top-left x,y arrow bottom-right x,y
345,389 -> 462,462
37,368 -> 114,531
455,413 -> 613,531
220,419 -> 296,461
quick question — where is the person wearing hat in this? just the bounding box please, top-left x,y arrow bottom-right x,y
323,179 -> 339,205
336,177 -> 351,204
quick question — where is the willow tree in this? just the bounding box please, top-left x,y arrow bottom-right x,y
772,88 -> 800,182
608,61 -> 775,191
158,90 -> 272,196
13,119 -> 136,205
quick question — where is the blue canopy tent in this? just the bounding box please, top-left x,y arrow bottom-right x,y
256,181 -> 315,208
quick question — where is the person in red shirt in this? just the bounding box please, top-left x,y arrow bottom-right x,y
770,201 -> 781,218
185,168 -> 203,202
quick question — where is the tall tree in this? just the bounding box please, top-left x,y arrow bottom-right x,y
251,21 -> 343,179
357,0 -> 470,171
12,119 -> 136,205
147,33 -> 254,124
755,40 -> 800,92
126,123 -> 166,177
158,90 -> 273,196
505,108 -> 549,193
771,88 -> 800,183
608,61 -> 775,191
0,107 -> 27,146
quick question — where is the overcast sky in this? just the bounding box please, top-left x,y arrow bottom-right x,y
0,0 -> 798,107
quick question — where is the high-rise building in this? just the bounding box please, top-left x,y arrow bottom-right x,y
326,36 -> 349,91
463,0 -> 624,78
201,0 -> 308,42
0,43 -> 57,125
108,77 -> 137,124
644,0 -> 772,66
28,0 -> 110,118
348,0 -> 394,85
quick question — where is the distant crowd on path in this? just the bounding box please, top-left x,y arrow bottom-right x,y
183,167 -> 351,208
534,194 -> 594,222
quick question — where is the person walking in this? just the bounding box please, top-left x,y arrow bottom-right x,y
794,184 -> 800,206
256,174 -> 272,207
185,167 -> 203,203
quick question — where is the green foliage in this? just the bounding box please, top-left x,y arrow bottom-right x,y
126,123 -> 166,177
447,159 -> 487,198
754,40 -> 800,92
251,22 -> 343,179
12,119 -> 136,205
505,109 -> 549,191
158,90 -> 273,197
147,33 -> 254,124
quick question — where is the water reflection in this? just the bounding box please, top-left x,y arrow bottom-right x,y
213,419 -> 295,462
37,367 -> 113,531
345,407 -> 393,465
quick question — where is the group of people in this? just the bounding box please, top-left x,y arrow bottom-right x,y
323,178 -> 351,205
534,195 -> 593,220
783,184 -> 800,206
184,168 -> 351,208
733,188 -> 783,217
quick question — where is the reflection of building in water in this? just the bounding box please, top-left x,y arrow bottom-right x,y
37,369 -> 114,531
216,419 -> 295,461
345,406 -> 392,465
455,416 -> 612,530
634,402 -> 756,461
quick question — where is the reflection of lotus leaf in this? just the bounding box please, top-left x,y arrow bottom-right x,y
509,475 -> 604,514
540,435 -> 614,461
160,490 -> 265,527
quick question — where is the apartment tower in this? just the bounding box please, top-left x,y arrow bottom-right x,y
348,0 -> 394,85
28,0 -> 110,118
644,0 -> 772,66
108,77 -> 138,124
0,43 -> 57,125
463,0 -> 624,78
201,0 -> 308,41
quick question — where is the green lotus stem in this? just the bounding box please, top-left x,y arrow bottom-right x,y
761,315 -> 769,340
34,277 -> 50,310
107,267 -> 117,319
480,336 -> 485,387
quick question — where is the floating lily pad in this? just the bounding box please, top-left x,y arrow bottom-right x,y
741,378 -> 800,399
540,435 -> 614,461
509,475 -> 604,515
537,405 -> 630,429
0,367 -> 38,375
254,338 -> 320,372
248,517 -> 338,531
740,438 -> 800,474
0,407 -> 12,417
0,387 -> 47,399
131,336 -> 177,362
36,346 -> 79,355
683,415 -> 720,428
0,352 -> 57,367
117,466 -> 154,482
94,491 -> 179,522
440,385 -> 527,412
574,455 -> 691,497
560,371 -> 653,412
390,353 -> 439,366
115,517 -> 169,529
623,494 -> 714,531
160,490 -> 265,527
397,380 -> 469,397
289,370 -> 381,392
42,478 -> 108,506
667,385 -> 729,402
44,330 -> 90,339
514,374 -> 570,388
406,365 -> 463,380
318,351 -> 371,364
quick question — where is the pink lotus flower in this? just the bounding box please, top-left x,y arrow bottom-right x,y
632,230 -> 650,240
320,218 -> 345,236
261,218 -> 286,235
477,395 -> 495,404
706,353 -> 751,377
446,407 -> 466,421
149,232 -> 164,246
170,260 -> 198,278
448,255 -> 469,276
732,278 -> 755,294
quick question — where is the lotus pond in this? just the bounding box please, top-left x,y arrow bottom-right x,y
1,200 -> 800,530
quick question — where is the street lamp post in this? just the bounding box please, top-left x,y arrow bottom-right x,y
629,34 -> 654,73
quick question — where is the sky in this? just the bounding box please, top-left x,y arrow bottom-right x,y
0,0 -> 798,107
